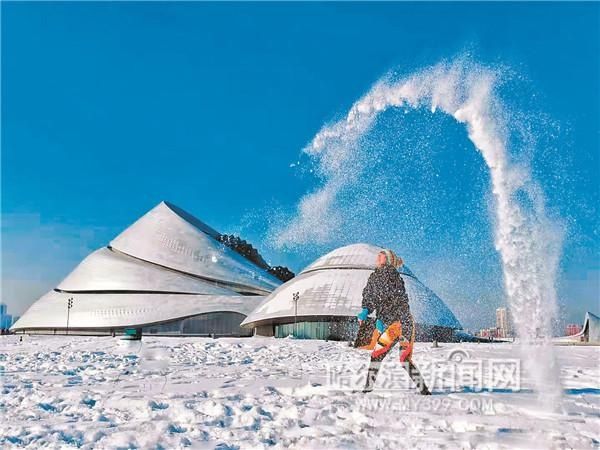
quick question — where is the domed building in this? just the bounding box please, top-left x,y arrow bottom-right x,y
11,202 -> 281,336
241,244 -> 463,341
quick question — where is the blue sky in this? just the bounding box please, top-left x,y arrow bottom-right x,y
2,2 -> 598,330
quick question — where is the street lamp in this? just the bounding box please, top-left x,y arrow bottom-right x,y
292,292 -> 299,338
66,297 -> 74,335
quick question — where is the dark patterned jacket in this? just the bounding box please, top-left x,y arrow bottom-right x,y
361,264 -> 413,337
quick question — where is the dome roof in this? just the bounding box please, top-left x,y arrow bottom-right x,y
301,243 -> 415,277
241,243 -> 461,329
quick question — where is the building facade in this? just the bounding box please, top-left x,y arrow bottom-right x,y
1,304 -> 14,332
495,307 -> 511,339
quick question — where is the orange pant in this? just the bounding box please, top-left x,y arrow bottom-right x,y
370,321 -> 412,362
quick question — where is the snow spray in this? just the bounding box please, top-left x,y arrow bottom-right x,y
273,58 -> 563,407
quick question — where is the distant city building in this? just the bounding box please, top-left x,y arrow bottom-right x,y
477,328 -> 494,339
476,308 -> 513,340
496,307 -> 511,338
477,327 -> 505,340
1,303 -> 14,332
565,324 -> 582,336
2,315 -> 13,330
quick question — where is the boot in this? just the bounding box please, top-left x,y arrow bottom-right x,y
403,360 -> 432,395
362,362 -> 381,393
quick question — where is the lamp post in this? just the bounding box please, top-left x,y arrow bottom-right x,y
66,297 -> 74,335
292,292 -> 299,338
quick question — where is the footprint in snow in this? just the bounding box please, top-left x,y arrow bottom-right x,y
215,443 -> 239,450
81,398 -> 96,408
167,424 -> 187,434
38,402 -> 57,412
149,400 -> 169,410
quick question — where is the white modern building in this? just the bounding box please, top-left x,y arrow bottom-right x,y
554,312 -> 600,345
241,244 -> 463,341
11,202 -> 281,336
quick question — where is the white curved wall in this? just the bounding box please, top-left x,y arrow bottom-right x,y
13,290 -> 263,330
57,248 -> 235,295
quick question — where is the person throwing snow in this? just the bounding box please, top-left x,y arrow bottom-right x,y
357,249 -> 431,394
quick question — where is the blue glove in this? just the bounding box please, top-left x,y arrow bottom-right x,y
375,319 -> 386,333
357,308 -> 369,321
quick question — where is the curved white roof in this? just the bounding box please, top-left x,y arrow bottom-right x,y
12,290 -> 263,330
302,243 -> 381,271
241,243 -> 462,329
245,269 -> 370,320
110,201 -> 280,293
302,243 -> 416,277
57,247 -> 234,295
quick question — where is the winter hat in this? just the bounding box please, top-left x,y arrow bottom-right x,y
381,249 -> 403,268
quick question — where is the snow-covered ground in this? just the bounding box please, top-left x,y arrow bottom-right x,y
0,336 -> 598,449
